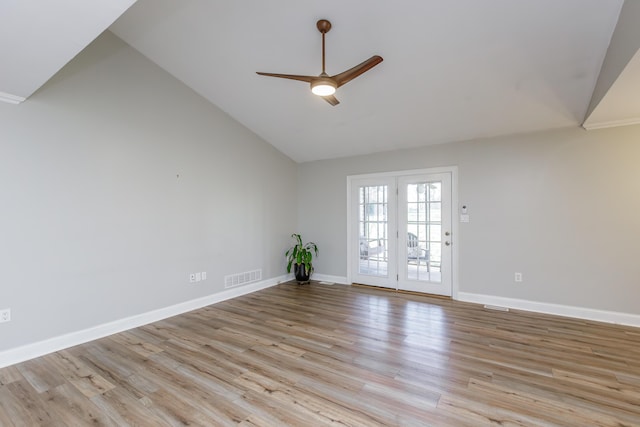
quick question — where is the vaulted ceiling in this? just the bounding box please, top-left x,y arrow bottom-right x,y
3,0 -> 639,163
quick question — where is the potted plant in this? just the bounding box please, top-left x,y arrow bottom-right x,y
285,233 -> 319,284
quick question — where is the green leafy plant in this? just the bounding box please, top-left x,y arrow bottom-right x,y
285,233 -> 319,277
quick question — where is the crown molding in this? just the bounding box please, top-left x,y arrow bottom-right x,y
582,117 -> 640,130
0,92 -> 26,104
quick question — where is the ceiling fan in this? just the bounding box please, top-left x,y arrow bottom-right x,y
257,19 -> 383,106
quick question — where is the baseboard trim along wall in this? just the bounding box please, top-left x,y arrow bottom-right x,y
0,274 -> 289,369
312,274 -> 349,285
457,292 -> 640,328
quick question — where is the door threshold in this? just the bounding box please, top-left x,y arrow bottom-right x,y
351,283 -> 451,300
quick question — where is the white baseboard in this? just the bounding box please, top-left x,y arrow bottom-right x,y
278,273 -> 294,283
457,292 -> 640,328
312,274 -> 349,285
0,275 -> 288,369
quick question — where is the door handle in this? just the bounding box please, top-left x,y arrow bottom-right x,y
445,241 -> 451,246
445,231 -> 450,236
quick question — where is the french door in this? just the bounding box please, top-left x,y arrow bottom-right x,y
349,171 -> 453,296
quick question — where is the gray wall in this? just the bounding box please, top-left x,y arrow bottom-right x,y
298,125 -> 640,314
0,32 -> 297,351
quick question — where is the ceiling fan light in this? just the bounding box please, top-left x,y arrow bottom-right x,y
311,79 -> 337,96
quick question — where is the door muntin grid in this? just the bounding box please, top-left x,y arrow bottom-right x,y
406,181 -> 442,283
358,185 -> 388,277
350,171 -> 452,296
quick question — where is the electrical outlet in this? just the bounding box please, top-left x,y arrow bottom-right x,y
514,272 -> 523,282
201,271 -> 207,280
195,272 -> 202,282
189,273 -> 196,283
0,308 -> 11,323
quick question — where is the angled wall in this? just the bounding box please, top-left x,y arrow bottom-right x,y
584,0 -> 640,127
0,31 -> 297,356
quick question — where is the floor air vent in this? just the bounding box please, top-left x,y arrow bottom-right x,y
224,269 -> 262,289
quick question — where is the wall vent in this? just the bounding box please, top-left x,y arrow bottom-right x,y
224,269 -> 262,289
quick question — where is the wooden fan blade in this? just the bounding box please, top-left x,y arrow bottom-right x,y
256,72 -> 315,83
323,95 -> 340,106
333,55 -> 383,88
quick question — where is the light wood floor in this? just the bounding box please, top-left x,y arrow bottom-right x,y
1,282 -> 639,426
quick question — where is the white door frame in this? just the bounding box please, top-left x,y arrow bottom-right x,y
346,166 -> 459,299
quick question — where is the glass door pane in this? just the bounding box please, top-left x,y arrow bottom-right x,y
350,177 -> 397,289
406,181 -> 441,283
358,185 -> 389,277
398,172 -> 452,296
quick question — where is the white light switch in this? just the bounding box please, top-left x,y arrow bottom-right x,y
195,272 -> 202,282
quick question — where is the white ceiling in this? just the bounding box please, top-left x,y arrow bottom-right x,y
108,0 -> 625,162
4,0 -> 639,163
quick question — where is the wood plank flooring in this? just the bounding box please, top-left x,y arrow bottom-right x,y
1,282 -> 639,426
